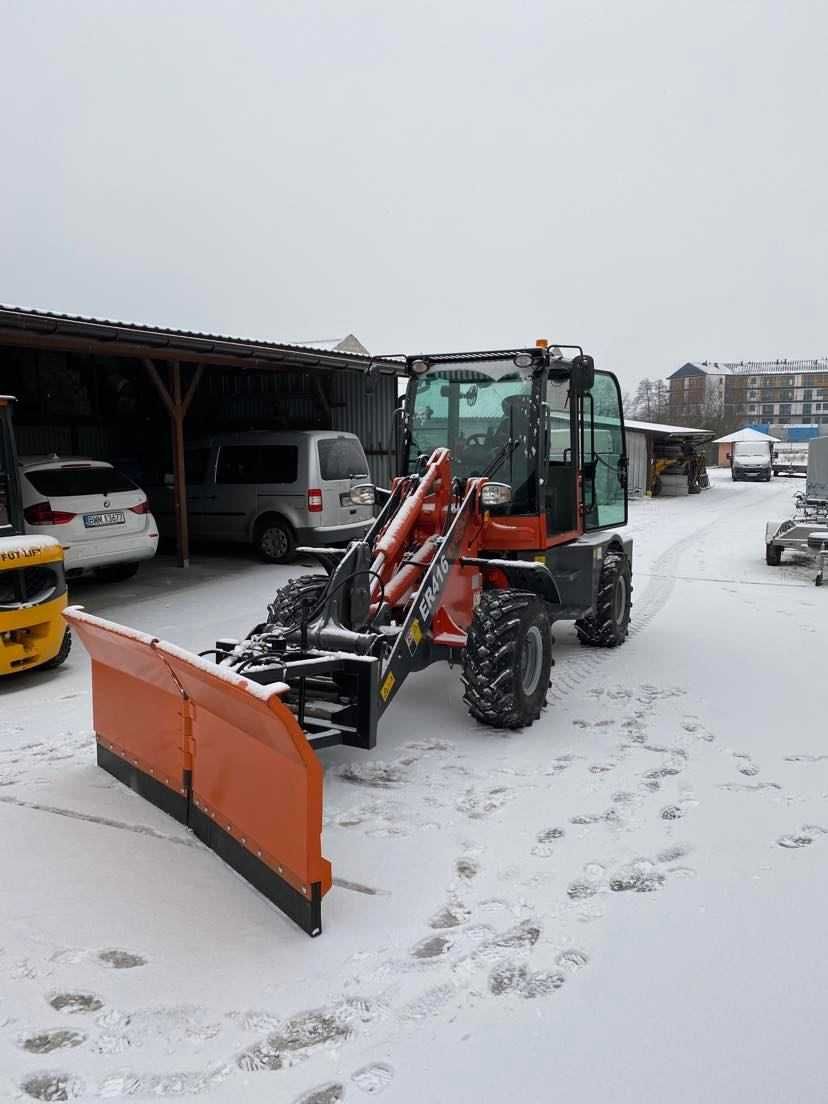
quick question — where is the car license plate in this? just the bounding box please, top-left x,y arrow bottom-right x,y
83,511 -> 125,528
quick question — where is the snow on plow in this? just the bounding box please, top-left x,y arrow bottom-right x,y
64,606 -> 331,937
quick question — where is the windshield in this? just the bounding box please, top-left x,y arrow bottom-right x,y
733,443 -> 769,461
406,364 -> 537,509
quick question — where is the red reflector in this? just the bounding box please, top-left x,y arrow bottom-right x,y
129,500 -> 149,514
24,501 -> 76,525
307,489 -> 323,513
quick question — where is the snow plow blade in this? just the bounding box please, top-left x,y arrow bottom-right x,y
64,607 -> 332,937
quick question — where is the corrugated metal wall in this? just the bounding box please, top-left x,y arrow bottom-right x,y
626,429 -> 648,497
332,371 -> 398,487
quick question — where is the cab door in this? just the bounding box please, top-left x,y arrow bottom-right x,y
582,371 -> 628,531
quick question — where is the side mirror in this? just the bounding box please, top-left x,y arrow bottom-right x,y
570,354 -> 595,394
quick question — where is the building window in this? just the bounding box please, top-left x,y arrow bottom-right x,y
779,403 -> 791,416
803,403 -> 812,416
762,404 -> 774,415
804,389 -> 813,401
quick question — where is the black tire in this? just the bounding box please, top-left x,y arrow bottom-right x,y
462,590 -> 552,730
41,629 -> 72,670
764,472 -> 772,482
266,573 -> 327,626
254,517 -> 296,564
575,549 -> 632,648
94,562 -> 140,583
651,476 -> 662,497
765,543 -> 783,566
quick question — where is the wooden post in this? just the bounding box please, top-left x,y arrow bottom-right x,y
170,362 -> 189,568
143,358 -> 202,568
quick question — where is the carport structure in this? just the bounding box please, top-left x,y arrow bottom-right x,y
0,306 -> 403,566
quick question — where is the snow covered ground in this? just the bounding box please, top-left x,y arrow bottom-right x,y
1,468 -> 825,1103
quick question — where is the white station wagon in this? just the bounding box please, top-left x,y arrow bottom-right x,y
20,456 -> 159,580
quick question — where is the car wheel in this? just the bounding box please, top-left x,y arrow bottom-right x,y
94,563 -> 140,582
254,518 -> 296,564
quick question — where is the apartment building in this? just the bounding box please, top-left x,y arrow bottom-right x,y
669,359 -> 828,426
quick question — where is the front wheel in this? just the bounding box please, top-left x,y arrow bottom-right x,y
41,629 -> 72,670
462,590 -> 552,729
575,549 -> 632,648
766,543 -> 782,566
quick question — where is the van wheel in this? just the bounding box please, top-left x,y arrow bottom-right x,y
254,518 -> 296,564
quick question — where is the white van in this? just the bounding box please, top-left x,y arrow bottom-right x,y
152,430 -> 374,563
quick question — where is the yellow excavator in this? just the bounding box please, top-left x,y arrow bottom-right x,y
0,396 -> 71,675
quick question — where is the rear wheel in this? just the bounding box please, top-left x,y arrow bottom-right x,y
94,562 -> 140,582
41,629 -> 72,670
766,543 -> 783,566
575,549 -> 632,648
462,590 -> 552,729
254,517 -> 296,564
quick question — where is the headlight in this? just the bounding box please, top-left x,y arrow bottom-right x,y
480,482 -> 512,507
349,483 -> 376,506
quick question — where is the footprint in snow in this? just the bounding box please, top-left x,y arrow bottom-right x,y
20,1030 -> 85,1055
351,1063 -> 395,1095
98,949 -> 146,970
47,992 -> 103,1014
778,826 -> 827,849
294,1084 -> 345,1104
21,1073 -> 84,1101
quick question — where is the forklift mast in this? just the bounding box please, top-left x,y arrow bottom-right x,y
0,397 -> 23,538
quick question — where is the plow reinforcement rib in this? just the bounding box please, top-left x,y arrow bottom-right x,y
64,607 -> 332,937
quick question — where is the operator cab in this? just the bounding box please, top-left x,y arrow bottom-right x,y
401,346 -> 628,543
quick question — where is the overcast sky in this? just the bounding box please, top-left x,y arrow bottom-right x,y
1,1 -> 826,389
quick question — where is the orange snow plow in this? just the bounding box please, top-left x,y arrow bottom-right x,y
69,344 -> 635,936
64,607 -> 332,935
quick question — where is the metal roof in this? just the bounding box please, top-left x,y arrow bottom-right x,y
625,418 -> 714,440
0,306 -> 405,374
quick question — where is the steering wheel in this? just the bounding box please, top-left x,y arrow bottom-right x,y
463,433 -> 490,448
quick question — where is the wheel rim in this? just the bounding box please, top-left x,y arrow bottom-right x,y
261,527 -> 288,558
520,625 -> 544,695
612,574 -> 627,622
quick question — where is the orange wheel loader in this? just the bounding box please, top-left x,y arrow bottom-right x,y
65,344 -> 633,936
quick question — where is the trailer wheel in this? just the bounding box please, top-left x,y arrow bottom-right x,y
462,590 -> 552,730
765,543 -> 783,566
266,573 -> 327,626
575,549 -> 632,648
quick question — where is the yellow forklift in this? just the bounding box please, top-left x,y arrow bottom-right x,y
0,396 -> 71,675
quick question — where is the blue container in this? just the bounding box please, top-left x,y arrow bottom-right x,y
786,424 -> 820,442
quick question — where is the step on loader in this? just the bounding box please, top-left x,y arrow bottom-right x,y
65,342 -> 634,936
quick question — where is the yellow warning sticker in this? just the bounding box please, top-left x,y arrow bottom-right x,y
380,671 -> 396,701
405,618 -> 423,655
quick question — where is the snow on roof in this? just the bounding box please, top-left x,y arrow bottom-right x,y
625,419 -> 714,438
713,428 -> 781,444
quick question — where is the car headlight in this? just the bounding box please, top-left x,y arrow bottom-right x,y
349,484 -> 376,506
480,482 -> 512,508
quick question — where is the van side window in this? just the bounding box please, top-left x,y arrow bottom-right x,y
317,437 -> 369,481
184,448 -> 209,483
216,445 -> 298,484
